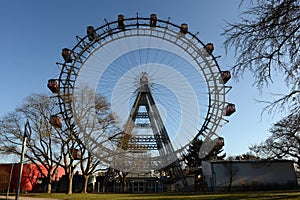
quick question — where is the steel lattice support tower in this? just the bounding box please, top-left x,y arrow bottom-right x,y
117,72 -> 189,189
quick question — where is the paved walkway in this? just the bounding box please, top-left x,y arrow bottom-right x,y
0,195 -> 59,200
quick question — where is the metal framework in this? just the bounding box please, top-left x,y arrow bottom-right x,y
54,14 -> 229,139
50,14 -> 234,188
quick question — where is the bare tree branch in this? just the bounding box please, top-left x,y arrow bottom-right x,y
222,0 -> 300,114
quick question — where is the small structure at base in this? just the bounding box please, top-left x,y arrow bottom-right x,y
202,160 -> 298,191
0,163 -> 65,193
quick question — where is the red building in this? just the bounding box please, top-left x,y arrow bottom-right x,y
0,163 -> 65,193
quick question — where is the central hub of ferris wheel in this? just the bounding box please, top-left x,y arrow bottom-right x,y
47,13 -> 236,187
140,72 -> 149,86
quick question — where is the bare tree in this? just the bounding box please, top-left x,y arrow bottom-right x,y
78,149 -> 100,193
58,133 -> 80,194
0,90 -> 117,194
223,159 -> 239,192
71,85 -> 119,193
0,94 -> 63,193
116,170 -> 129,193
222,0 -> 300,114
250,113 -> 300,165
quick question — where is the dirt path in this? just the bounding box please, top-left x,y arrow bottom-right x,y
0,195 -> 60,200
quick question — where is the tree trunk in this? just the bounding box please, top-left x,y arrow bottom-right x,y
47,182 -> 52,193
82,175 -> 89,193
227,173 -> 233,192
121,177 -> 127,193
46,176 -> 52,193
68,173 -> 73,194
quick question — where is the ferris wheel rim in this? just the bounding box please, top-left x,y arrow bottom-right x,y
54,14 -> 229,169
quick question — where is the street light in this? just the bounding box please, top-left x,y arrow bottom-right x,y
15,120 -> 31,200
6,164 -> 14,200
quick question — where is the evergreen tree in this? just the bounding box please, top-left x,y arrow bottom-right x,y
183,138 -> 226,169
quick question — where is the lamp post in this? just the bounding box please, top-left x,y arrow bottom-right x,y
15,120 -> 31,200
6,164 -> 14,200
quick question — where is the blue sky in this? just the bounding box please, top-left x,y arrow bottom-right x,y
0,0 -> 289,157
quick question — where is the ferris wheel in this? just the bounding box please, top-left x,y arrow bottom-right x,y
47,14 -> 235,173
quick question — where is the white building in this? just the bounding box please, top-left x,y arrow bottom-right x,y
202,160 -> 298,191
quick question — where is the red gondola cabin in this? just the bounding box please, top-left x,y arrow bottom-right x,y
180,23 -> 188,34
216,137 -> 224,147
47,79 -> 59,93
224,103 -> 236,116
221,71 -> 231,84
49,115 -> 62,128
71,148 -> 81,160
205,43 -> 214,55
86,26 -> 96,41
118,14 -> 125,29
61,48 -> 73,63
150,14 -> 157,27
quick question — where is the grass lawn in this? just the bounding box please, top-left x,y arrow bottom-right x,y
4,190 -> 300,200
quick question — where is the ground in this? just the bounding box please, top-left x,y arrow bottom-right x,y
1,191 -> 300,200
